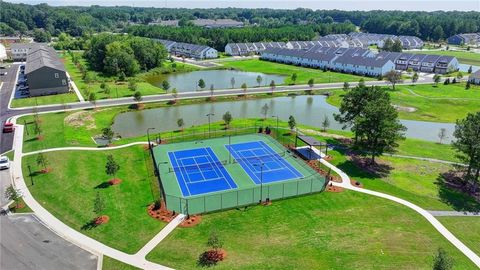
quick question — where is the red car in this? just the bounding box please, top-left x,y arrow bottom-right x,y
3,122 -> 14,133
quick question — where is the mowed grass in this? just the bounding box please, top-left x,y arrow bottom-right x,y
438,217 -> 480,256
408,50 -> 480,66
221,59 -> 372,84
22,146 -> 165,254
327,83 -> 480,122
10,92 -> 79,108
61,52 -> 198,100
102,256 -> 140,270
146,191 -> 476,269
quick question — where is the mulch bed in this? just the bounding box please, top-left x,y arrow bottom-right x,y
95,215 -> 110,225
37,135 -> 44,141
350,179 -> 364,188
179,215 -> 202,227
326,184 -> 344,193
306,160 -> 342,183
40,168 -> 53,174
147,201 -> 178,223
108,178 -> 122,185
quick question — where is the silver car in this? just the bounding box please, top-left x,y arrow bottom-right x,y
0,156 -> 10,170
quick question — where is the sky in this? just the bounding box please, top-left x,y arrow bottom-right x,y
7,0 -> 480,11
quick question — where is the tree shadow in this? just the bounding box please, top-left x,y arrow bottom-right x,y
94,181 -> 111,189
436,171 -> 480,213
81,219 -> 98,230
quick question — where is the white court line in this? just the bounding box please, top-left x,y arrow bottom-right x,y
173,152 -> 193,196
204,152 -> 235,189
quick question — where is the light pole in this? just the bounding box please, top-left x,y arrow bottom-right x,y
272,115 -> 279,138
254,161 -> 265,204
147,127 -> 155,149
206,113 -> 214,138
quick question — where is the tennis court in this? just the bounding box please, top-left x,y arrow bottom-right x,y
226,141 -> 304,184
168,147 -> 237,196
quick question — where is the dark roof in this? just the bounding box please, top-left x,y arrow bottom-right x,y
297,135 -> 324,146
25,44 -> 65,74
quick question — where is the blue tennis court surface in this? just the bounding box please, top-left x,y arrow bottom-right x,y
226,141 -> 304,184
168,147 -> 237,197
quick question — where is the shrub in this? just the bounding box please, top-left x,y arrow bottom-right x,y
197,250 -> 224,267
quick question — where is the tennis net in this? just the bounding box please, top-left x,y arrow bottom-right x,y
169,160 -> 228,173
232,151 -> 287,164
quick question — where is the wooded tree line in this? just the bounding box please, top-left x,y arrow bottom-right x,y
83,34 -> 168,76
127,24 -> 355,51
1,2 -> 479,41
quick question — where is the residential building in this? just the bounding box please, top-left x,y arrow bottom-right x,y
154,39 -> 217,59
468,70 -> 480,85
192,19 -> 244,28
0,36 -> 33,44
0,44 -> 6,62
376,51 -> 458,74
25,45 -> 69,96
447,33 -> 480,46
224,42 -> 287,56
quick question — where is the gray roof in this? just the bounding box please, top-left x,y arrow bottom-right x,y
469,69 -> 480,79
24,44 -> 65,74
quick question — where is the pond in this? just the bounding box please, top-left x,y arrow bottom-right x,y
146,70 -> 286,92
111,95 -> 456,143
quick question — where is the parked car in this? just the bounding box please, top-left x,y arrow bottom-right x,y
0,71 -> 7,76
3,122 -> 14,133
0,156 -> 10,170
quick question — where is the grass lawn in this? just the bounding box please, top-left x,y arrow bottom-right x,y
146,191 -> 477,269
10,92 -> 79,108
327,83 -> 480,123
408,50 -> 480,66
22,146 -> 165,254
102,256 -> 140,270
221,59 -> 372,85
61,52 -> 198,100
438,217 -> 480,256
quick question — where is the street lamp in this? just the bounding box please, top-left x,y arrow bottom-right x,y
253,161 -> 265,204
271,115 -> 279,138
147,127 -> 156,149
206,113 -> 214,138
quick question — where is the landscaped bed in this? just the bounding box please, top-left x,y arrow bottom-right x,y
146,191 -> 477,269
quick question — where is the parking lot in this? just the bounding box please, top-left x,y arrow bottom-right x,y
15,64 -> 30,98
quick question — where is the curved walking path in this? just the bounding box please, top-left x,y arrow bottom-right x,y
405,87 -> 480,101
429,210 -> 480,217
10,118 -> 480,269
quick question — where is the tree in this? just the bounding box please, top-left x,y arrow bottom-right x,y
256,75 -> 263,87
222,111 -> 232,129
36,153 -> 48,171
102,127 -> 114,144
384,70 -> 402,90
162,80 -> 170,92
241,83 -> 247,97
133,91 -> 142,104
210,84 -> 215,98
456,72 -> 463,81
358,78 -> 366,88
172,88 -> 178,102
465,81 -> 471,90
432,248 -> 453,270
321,115 -> 330,132
412,72 -> 419,84
5,185 -> 21,209
261,103 -> 269,119
33,28 -> 51,42
198,79 -> 206,90
207,231 -> 223,251
269,80 -> 276,94
432,25 -> 445,41
382,38 -> 394,51
342,82 -> 350,91
287,116 -> 297,132
355,93 -> 406,164
104,84 -> 111,96
467,66 -> 473,74
230,77 -> 236,88
438,128 -> 447,144
105,155 -> 120,179
177,118 -> 184,131
93,192 -> 105,216
433,74 -> 442,86
291,73 -> 298,84
391,39 -> 403,52
118,71 -> 126,82
452,112 -> 480,193
128,79 -> 138,91
307,78 -> 315,93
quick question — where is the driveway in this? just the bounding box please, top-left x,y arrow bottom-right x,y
0,214 -> 98,270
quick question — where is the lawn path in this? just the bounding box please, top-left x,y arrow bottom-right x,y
66,71 -> 86,102
429,211 -> 480,217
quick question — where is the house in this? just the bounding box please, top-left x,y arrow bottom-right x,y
468,70 -> 480,85
447,33 -> 480,46
25,45 -> 69,96
434,56 -> 458,74
154,39 -> 177,51
398,36 -> 424,49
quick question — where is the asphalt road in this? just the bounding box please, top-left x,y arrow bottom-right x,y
0,214 -> 98,270
0,64 -> 18,154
